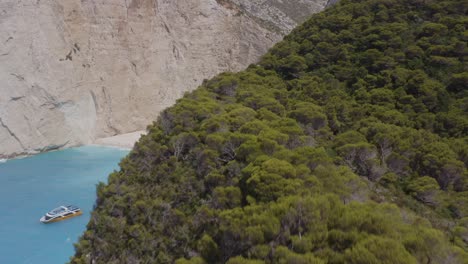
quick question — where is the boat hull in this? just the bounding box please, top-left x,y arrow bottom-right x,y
40,210 -> 83,223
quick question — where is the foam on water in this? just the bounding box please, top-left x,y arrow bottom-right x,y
0,146 -> 129,264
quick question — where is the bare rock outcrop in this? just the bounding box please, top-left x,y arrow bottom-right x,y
0,0 -> 327,158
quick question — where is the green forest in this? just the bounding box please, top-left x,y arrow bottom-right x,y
71,0 -> 468,263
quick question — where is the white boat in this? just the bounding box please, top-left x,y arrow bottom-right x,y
40,205 -> 82,223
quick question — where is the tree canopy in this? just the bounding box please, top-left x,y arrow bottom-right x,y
71,0 -> 468,263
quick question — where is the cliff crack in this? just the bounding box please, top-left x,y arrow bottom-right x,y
10,96 -> 25,101
10,73 -> 25,81
74,43 -> 80,52
40,100 -> 73,110
163,21 -> 171,34
90,90 -> 99,112
34,140 -> 70,152
65,50 -> 73,61
0,117 -> 25,149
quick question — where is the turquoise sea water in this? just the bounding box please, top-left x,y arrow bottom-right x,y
0,146 -> 129,264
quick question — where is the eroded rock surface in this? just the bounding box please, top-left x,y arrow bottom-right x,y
0,0 -> 327,158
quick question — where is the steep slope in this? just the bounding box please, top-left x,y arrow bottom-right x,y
0,0 -> 328,159
72,0 -> 467,263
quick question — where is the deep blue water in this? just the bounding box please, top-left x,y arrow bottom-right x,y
0,146 -> 129,264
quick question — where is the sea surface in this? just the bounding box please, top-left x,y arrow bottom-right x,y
0,146 -> 129,264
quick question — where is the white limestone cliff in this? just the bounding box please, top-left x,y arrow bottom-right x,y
0,0 -> 327,158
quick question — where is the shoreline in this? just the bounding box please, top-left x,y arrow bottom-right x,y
92,130 -> 146,150
0,131 -> 146,162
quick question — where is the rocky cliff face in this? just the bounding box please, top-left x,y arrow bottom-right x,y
0,0 -> 327,158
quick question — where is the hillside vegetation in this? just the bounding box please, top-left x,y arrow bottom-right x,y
71,0 -> 468,263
